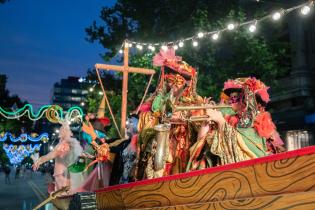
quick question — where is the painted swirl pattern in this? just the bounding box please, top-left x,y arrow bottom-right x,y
96,147 -> 315,209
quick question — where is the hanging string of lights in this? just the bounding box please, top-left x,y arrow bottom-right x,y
3,143 -> 41,165
0,132 -> 49,143
0,104 -> 84,123
116,1 -> 314,53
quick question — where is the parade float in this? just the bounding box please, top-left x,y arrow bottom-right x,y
2,1 -> 315,210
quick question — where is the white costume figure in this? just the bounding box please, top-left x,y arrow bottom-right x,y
33,122 -> 83,194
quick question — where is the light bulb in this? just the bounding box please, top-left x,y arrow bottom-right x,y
148,45 -> 152,50
197,32 -> 204,38
212,33 -> 219,40
98,91 -> 103,95
178,41 -> 184,47
272,12 -> 282,21
89,87 -> 94,92
128,43 -> 133,47
174,45 -> 178,50
227,23 -> 235,30
119,49 -> 123,54
192,40 -> 198,47
249,24 -> 257,33
301,5 -> 311,15
151,46 -> 155,51
80,102 -> 85,106
161,45 -> 168,51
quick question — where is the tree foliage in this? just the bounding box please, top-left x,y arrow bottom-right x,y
0,75 -> 33,134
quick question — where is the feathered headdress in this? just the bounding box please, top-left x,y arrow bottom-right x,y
153,48 -> 196,78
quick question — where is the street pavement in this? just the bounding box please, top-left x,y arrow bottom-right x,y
0,168 -> 49,210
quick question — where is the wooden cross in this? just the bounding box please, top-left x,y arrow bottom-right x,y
95,41 -> 155,136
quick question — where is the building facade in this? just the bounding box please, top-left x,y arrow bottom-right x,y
51,76 -> 89,110
262,0 -> 315,150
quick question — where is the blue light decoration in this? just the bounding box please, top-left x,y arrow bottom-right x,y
0,132 -> 49,143
2,143 -> 41,165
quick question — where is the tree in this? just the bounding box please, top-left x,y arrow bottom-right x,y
0,0 -> 10,4
0,74 -> 33,134
84,0 -> 290,136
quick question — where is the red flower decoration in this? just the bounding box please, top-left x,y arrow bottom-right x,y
98,117 -> 111,127
253,112 -> 276,139
225,115 -> 239,127
138,102 -> 152,113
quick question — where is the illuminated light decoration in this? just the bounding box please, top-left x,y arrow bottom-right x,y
128,43 -> 133,47
161,45 -> 168,51
272,11 -> 282,20
192,40 -> 198,47
0,104 -> 83,123
119,49 -> 123,54
3,143 -> 41,165
89,87 -> 94,92
136,44 -> 143,50
212,33 -> 219,40
98,91 -> 104,95
115,1 -> 312,53
174,45 -> 178,50
150,46 -> 155,51
0,132 -> 49,143
55,129 -> 60,133
249,23 -> 257,33
227,23 -> 236,30
197,32 -> 204,38
301,5 -> 311,15
80,102 -> 85,106
78,77 -> 86,83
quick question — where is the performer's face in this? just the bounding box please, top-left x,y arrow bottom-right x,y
228,92 -> 240,104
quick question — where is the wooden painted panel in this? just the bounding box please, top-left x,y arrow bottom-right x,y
147,191 -> 315,210
96,147 -> 315,210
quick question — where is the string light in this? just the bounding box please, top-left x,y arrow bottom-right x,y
174,45 -> 178,50
80,102 -> 85,106
272,11 -> 282,21
227,23 -> 236,30
212,33 -> 219,41
89,87 -> 94,92
197,32 -> 204,38
98,91 -> 104,95
249,21 -> 257,33
3,144 -> 41,165
151,46 -> 155,51
0,132 -> 49,142
116,1 -> 312,52
301,5 -> 311,15
0,104 -> 83,123
119,49 -> 123,54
